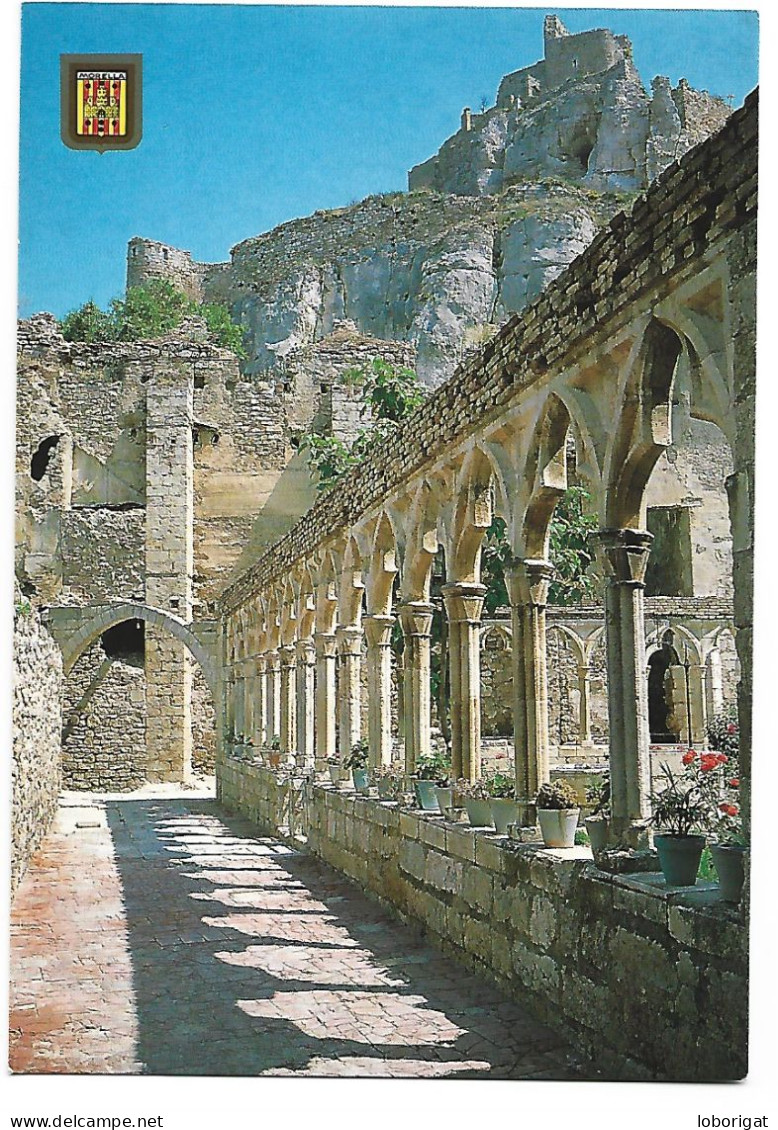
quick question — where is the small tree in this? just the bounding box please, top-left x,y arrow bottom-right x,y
548,485 -> 599,605
60,300 -> 117,343
111,279 -> 189,340
59,280 -> 246,356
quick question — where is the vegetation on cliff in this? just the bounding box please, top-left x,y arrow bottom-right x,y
59,279 -> 246,356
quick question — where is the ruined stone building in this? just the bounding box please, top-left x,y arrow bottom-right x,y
14,14 -> 742,865
12,12 -> 756,1081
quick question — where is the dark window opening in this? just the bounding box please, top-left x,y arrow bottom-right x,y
101,620 -> 145,668
648,642 -> 681,743
645,506 -> 694,596
31,436 -> 61,482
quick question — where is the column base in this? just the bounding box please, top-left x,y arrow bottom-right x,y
515,799 -> 539,828
508,822 -> 542,843
605,817 -> 653,852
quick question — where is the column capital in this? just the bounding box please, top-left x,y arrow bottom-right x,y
314,631 -> 338,659
264,648 -> 280,671
295,638 -> 316,665
507,559 -> 555,607
279,644 -> 296,667
255,654 -> 267,675
397,601 -> 435,638
441,582 -> 486,624
595,528 -> 653,586
336,625 -> 363,657
363,614 -> 394,649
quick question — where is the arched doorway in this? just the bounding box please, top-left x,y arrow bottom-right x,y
59,603 -> 218,792
647,634 -> 682,744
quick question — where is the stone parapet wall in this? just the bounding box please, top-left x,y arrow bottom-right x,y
218,759 -> 747,1081
12,598 -> 63,896
221,92 -> 757,616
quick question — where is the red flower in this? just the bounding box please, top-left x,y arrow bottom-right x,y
719,803 -> 739,817
700,755 -> 719,772
727,723 -> 737,734
682,751 -> 696,766
716,753 -> 729,764
728,778 -> 740,789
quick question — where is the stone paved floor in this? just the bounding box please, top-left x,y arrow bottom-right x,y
10,788 -> 583,1078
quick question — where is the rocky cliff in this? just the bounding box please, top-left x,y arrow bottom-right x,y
127,15 -> 731,387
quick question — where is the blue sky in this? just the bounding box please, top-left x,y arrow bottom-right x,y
18,4 -> 759,319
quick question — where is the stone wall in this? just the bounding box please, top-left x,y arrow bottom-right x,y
220,93 -> 757,617
62,644 -> 147,791
126,237 -> 226,303
12,597 -> 63,896
218,762 -> 747,1082
132,183 -> 629,388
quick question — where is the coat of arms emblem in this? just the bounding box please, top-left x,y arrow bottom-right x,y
61,54 -> 142,151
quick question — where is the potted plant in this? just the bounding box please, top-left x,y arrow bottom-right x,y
584,772 -> 611,855
710,768 -> 747,903
326,755 -> 347,786
649,751 -> 723,886
434,774 -> 454,815
345,739 -> 370,793
374,766 -> 403,801
266,734 -> 282,768
486,772 -> 520,834
456,778 -> 494,827
412,751 -> 450,811
536,780 -> 581,848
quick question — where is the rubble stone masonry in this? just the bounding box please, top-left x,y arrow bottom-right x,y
12,593 -> 63,896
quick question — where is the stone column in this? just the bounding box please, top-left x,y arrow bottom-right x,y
279,644 -> 297,760
442,583 -> 486,782
398,602 -> 434,777
256,655 -> 267,747
576,662 -> 593,745
144,364 -> 194,783
705,647 -> 724,722
596,529 -> 653,846
363,614 -> 394,769
295,639 -> 316,769
314,632 -> 338,766
265,650 -> 281,746
687,663 -> 709,748
507,560 -> 553,823
337,626 -> 362,762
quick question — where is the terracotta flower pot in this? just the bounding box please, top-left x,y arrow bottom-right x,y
538,807 -> 580,848
654,833 -> 705,886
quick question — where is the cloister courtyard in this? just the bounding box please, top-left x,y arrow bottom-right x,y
11,33 -> 756,1090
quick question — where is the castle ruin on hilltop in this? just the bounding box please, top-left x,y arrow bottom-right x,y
15,13 -> 744,875
410,15 -> 730,196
